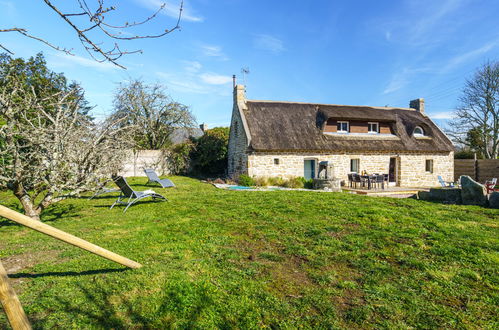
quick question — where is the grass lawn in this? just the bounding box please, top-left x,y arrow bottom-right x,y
0,177 -> 498,328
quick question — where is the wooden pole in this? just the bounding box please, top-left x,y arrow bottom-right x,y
0,205 -> 142,269
0,261 -> 31,330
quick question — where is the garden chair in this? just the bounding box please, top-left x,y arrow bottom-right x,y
375,174 -> 385,189
485,178 -> 497,194
438,176 -> 454,188
352,173 -> 362,188
347,173 -> 353,187
89,179 -> 120,199
144,168 -> 175,188
111,176 -> 167,213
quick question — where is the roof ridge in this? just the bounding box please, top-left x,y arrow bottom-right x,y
246,99 -> 414,111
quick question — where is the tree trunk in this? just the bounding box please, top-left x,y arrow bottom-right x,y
12,183 -> 41,221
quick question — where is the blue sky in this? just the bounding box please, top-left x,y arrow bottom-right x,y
1,0 -> 498,128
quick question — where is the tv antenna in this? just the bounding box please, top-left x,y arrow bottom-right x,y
241,67 -> 250,86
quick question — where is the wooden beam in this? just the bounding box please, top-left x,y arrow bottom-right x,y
0,205 -> 142,269
0,261 -> 31,330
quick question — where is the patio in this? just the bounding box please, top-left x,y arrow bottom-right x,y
342,186 -> 429,196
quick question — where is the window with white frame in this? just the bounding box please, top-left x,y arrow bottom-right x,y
350,159 -> 360,173
337,121 -> 349,133
414,126 -> 425,137
368,122 -> 379,134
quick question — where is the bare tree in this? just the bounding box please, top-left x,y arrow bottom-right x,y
111,79 -> 195,150
447,61 -> 499,159
0,0 -> 184,69
0,73 -> 133,220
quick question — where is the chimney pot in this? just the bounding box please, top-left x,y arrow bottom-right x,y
410,98 -> 425,114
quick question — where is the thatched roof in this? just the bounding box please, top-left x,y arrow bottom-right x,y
242,101 -> 454,153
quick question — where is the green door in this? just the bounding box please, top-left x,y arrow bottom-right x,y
304,160 -> 316,180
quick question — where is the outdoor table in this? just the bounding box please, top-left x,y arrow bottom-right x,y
360,175 -> 377,190
360,175 -> 389,190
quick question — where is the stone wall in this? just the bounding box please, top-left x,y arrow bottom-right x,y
246,151 -> 454,187
119,150 -> 168,177
227,86 -> 249,178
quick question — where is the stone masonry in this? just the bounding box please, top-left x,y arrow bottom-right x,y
227,85 -> 249,178
246,151 -> 453,187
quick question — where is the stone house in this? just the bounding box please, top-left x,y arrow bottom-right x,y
227,85 -> 454,187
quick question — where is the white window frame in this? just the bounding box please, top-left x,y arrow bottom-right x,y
337,121 -> 349,133
414,126 -> 425,137
368,122 -> 379,134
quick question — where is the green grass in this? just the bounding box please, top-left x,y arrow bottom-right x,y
0,176 -> 498,328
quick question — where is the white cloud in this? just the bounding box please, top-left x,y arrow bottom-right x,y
408,0 -> 464,45
253,34 -> 285,54
383,69 -> 410,94
200,45 -> 228,60
49,53 -> 118,71
134,0 -> 203,22
383,67 -> 432,94
157,70 -> 231,94
441,41 -> 498,72
199,73 -> 232,85
430,111 -> 455,119
182,60 -> 202,73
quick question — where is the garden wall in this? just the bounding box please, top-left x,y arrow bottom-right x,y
119,150 -> 169,177
454,159 -> 499,182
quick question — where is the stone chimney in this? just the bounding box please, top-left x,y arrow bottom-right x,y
410,98 -> 425,114
234,84 -> 246,105
199,123 -> 208,132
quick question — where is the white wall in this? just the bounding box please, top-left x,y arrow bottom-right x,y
119,150 -> 168,177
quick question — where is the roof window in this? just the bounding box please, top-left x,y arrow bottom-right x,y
414,126 -> 425,137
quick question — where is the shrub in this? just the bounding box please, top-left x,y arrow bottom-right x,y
267,177 -> 286,186
238,174 -> 255,186
301,177 -> 314,189
167,141 -> 194,175
190,127 -> 229,177
283,177 -> 305,188
253,176 -> 269,187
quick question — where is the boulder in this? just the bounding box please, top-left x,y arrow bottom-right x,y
460,175 -> 487,206
428,188 -> 462,204
488,192 -> 499,209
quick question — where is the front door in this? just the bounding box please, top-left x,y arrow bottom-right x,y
304,159 -> 316,180
389,157 -> 397,183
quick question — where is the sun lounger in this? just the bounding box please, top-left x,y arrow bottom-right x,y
110,176 -> 167,212
144,168 -> 175,188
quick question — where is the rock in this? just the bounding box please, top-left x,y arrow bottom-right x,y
429,188 -> 462,204
460,175 -> 487,206
488,192 -> 499,209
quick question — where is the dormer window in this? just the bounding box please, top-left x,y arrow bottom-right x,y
337,121 -> 349,133
368,122 -> 379,134
413,126 -> 425,137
